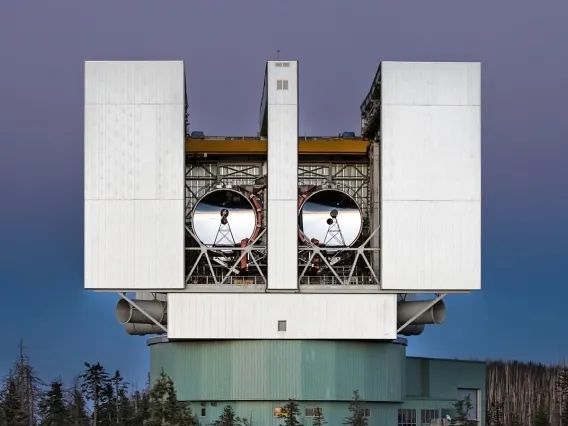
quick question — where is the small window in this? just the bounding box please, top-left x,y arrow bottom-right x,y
362,408 -> 371,417
200,407 -> 206,417
274,408 -> 289,417
275,62 -> 282,67
278,320 -> 287,331
276,80 -> 289,90
421,409 -> 440,425
305,407 -> 323,417
398,409 -> 417,426
275,62 -> 290,67
457,388 -> 479,420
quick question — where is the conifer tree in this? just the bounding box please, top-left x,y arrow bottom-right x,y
147,370 -> 197,426
1,372 -> 29,426
39,380 -> 71,426
214,405 -> 246,426
129,388 -> 150,425
80,362 -> 109,425
452,395 -> 477,426
98,381 -> 115,425
66,378 -> 89,426
278,399 -> 301,426
343,390 -> 367,426
312,407 -> 327,426
13,340 -> 41,426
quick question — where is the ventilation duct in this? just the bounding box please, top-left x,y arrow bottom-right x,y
115,299 -> 167,325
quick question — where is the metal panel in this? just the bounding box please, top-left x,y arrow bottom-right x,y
381,62 -> 481,106
381,106 -> 480,201
84,61 -> 185,290
149,339 -> 405,401
266,61 -> 299,290
167,293 -> 397,339
380,62 -> 481,291
382,201 -> 480,291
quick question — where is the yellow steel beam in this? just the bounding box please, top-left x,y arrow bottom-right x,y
186,138 -> 370,155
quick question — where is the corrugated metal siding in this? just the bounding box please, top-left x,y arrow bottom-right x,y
150,340 -> 406,402
167,293 -> 397,339
84,61 -> 185,290
380,61 -> 481,292
266,61 -> 299,290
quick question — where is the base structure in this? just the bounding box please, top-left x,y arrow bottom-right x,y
148,338 -> 486,426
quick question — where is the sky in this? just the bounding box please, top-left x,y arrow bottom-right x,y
0,0 -> 567,386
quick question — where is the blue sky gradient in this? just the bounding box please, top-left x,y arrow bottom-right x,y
0,0 -> 567,385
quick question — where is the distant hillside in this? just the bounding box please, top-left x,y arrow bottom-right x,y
487,360 -> 565,425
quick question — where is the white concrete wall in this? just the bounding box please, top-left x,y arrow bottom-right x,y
266,61 -> 299,290
167,293 -> 397,339
380,62 -> 481,291
84,61 -> 186,290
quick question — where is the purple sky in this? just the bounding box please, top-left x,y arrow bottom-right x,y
0,0 -> 567,385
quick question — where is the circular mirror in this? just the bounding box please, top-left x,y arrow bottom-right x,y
299,189 -> 362,247
192,189 -> 257,246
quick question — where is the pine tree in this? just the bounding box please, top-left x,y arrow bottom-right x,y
39,380 -> 71,426
129,389 -> 150,425
66,377 -> 89,426
312,407 -> 327,426
80,362 -> 109,425
214,405 -> 245,426
98,381 -> 115,425
1,372 -> 29,426
147,370 -> 197,426
278,399 -> 301,426
452,395 -> 477,426
343,390 -> 368,426
12,340 -> 42,426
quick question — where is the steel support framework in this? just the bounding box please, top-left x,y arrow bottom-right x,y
297,162 -> 379,286
185,162 -> 267,286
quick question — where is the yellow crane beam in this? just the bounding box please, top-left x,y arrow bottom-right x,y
186,138 -> 370,156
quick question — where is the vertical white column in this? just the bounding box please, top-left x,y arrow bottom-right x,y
380,61 -> 481,291
266,61 -> 299,290
84,61 -> 186,290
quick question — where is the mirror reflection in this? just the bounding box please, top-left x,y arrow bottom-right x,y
299,190 -> 362,247
192,189 -> 257,246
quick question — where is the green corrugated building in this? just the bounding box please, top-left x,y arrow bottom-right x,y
149,338 -> 485,426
